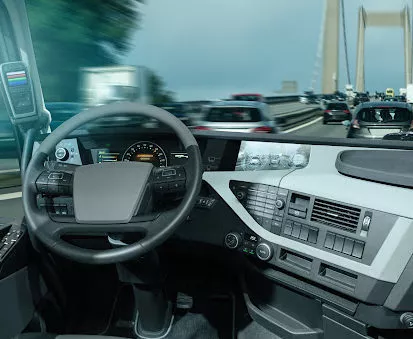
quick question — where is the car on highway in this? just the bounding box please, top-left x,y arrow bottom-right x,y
346,101 -> 413,139
385,88 -> 395,97
383,96 -> 399,102
353,92 -> 370,106
230,93 -> 264,102
323,101 -> 351,124
195,100 -> 277,133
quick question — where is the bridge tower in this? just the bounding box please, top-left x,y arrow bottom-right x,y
321,0 -> 340,94
355,6 -> 412,92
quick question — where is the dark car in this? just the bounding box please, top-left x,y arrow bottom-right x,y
347,102 -> 413,139
383,96 -> 399,102
353,92 -> 370,106
45,102 -> 83,130
323,101 -> 351,124
157,102 -> 192,126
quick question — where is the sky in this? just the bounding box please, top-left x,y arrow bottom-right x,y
123,0 -> 413,100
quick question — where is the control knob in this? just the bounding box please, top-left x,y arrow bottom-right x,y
235,191 -> 246,201
55,147 -> 70,161
275,199 -> 285,209
256,242 -> 273,261
400,312 -> 413,329
224,232 -> 241,249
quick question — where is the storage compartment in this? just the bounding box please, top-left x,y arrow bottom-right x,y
319,264 -> 357,291
279,249 -> 312,272
243,271 -> 323,338
323,316 -> 372,339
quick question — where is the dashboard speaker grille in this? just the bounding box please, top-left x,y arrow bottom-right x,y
311,198 -> 360,232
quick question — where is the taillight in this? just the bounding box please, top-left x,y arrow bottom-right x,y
344,110 -> 350,113
352,119 -> 360,129
253,126 -> 273,133
325,110 -> 331,113
195,126 -> 210,131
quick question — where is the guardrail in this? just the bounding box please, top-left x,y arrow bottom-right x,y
275,107 -> 321,131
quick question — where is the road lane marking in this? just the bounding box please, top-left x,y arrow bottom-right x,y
0,191 -> 22,201
283,117 -> 323,133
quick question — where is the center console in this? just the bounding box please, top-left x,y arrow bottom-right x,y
225,179 -> 396,304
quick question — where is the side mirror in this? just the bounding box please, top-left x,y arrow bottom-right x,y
342,120 -> 351,129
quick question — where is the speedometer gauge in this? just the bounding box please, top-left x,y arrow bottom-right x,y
122,141 -> 168,167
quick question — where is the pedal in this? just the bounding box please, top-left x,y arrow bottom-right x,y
176,292 -> 193,310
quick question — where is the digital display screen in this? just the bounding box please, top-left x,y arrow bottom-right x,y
96,149 -> 120,163
171,152 -> 188,166
7,70 -> 28,87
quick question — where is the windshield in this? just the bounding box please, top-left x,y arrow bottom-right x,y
13,0 -> 412,142
357,107 -> 412,123
205,107 -> 261,122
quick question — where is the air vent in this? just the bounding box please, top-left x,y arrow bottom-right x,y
311,199 -> 361,232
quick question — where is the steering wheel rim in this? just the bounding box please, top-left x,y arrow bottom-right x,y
23,102 -> 203,264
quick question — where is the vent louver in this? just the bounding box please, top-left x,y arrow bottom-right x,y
311,198 -> 361,232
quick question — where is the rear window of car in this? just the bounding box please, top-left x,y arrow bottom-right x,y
357,107 -> 412,123
327,103 -> 348,110
232,95 -> 262,101
205,107 -> 261,122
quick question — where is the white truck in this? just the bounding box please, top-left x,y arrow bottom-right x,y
79,65 -> 150,107
406,84 -> 413,104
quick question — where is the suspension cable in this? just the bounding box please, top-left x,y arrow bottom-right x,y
341,0 -> 351,85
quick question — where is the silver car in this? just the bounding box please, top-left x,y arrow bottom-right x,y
195,101 -> 277,133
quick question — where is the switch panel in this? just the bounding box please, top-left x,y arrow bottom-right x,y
229,180 -> 287,235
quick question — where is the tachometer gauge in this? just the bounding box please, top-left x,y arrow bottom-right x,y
122,141 -> 168,167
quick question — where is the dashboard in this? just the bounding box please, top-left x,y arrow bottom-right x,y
30,129 -> 413,337
52,135 -> 312,172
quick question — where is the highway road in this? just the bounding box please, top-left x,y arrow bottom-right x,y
288,118 -> 348,138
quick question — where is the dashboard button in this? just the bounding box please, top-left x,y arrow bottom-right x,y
333,235 -> 345,252
268,186 -> 278,194
262,218 -> 271,230
352,241 -> 364,259
288,208 -> 306,218
308,228 -> 319,244
283,224 -> 292,236
324,233 -> 335,249
299,226 -> 309,241
291,223 -> 301,238
342,238 -> 355,255
154,183 -> 168,192
271,220 -> 281,228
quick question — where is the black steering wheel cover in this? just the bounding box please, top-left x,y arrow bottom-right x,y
23,102 -> 203,264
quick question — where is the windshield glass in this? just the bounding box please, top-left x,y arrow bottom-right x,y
357,107 -> 412,123
22,0 -> 413,141
205,107 -> 261,122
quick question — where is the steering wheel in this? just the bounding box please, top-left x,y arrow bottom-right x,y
23,102 -> 203,264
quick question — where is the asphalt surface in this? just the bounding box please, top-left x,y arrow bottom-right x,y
289,119 -> 348,138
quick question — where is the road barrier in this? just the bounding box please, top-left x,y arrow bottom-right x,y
274,107 -> 321,131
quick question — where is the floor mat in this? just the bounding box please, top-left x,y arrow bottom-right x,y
106,286 -> 235,339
